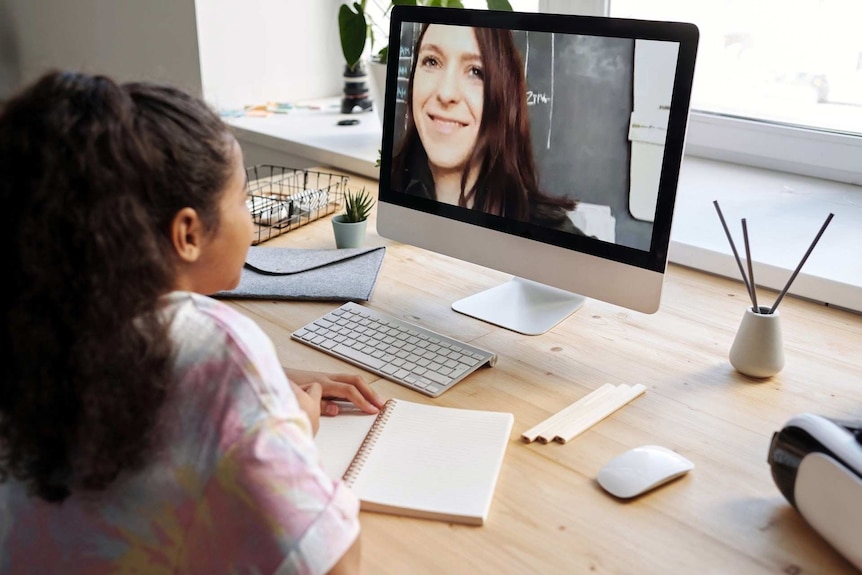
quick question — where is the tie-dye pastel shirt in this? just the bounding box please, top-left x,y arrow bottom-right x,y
0,292 -> 360,574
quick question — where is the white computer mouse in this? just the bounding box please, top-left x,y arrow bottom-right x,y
597,445 -> 694,499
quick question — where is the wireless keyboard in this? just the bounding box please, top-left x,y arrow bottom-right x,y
291,302 -> 497,397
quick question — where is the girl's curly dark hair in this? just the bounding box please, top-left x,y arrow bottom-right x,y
0,71 -> 234,502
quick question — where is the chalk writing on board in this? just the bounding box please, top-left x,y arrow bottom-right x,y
526,91 -> 551,106
547,34 -> 555,149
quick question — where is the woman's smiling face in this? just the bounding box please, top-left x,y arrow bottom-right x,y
412,24 -> 484,175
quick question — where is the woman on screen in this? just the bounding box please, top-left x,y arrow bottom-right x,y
391,23 -> 585,235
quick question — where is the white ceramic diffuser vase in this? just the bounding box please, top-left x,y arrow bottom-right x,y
729,306 -> 785,378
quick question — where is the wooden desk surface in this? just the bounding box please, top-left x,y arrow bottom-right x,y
229,174 -> 862,574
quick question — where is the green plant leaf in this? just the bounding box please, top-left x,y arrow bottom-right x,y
486,0 -> 513,10
368,23 -> 376,56
343,187 -> 376,223
339,3 -> 367,69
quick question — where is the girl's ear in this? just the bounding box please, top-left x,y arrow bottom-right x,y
170,207 -> 203,263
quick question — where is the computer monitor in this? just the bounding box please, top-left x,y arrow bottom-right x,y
377,6 -> 699,335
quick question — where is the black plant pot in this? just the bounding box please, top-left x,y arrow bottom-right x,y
341,62 -> 373,114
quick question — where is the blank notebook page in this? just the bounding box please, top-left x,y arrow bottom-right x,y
350,400 -> 513,522
314,407 -> 376,481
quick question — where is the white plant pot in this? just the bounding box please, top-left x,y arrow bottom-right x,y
367,58 -> 388,127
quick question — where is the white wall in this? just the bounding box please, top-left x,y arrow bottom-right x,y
2,0 -> 203,98
195,0 -> 343,111
0,0 -> 346,169
0,0 -> 344,112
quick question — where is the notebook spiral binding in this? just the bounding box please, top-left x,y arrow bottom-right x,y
343,399 -> 397,486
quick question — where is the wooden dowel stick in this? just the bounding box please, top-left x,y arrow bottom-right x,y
536,385 -> 624,444
554,384 -> 646,444
551,386 -> 634,443
769,213 -> 834,314
521,383 -> 615,443
553,389 -> 644,445
535,385 -> 618,444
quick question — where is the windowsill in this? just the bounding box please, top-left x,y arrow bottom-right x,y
670,157 -> 861,314
228,104 -> 382,181
228,102 -> 862,315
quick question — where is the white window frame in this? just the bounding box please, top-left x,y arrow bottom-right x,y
540,0 -> 862,187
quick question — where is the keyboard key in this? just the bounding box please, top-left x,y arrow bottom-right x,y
450,365 -> 470,379
334,344 -> 385,370
424,371 -> 450,386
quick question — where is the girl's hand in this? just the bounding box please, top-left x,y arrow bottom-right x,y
290,380 -> 322,434
285,368 -> 385,416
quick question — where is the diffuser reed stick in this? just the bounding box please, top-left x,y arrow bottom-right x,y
769,213 -> 834,314
713,201 -> 756,310
741,218 -> 759,313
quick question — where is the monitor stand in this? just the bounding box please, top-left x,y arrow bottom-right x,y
451,277 -> 585,335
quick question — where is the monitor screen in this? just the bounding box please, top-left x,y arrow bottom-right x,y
377,6 -> 698,334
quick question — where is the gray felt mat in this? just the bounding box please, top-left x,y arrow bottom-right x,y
214,246 -> 386,301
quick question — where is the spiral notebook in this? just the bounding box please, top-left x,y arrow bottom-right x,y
314,398 -> 514,525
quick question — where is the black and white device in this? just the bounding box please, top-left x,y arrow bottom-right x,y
768,412 -> 862,569
377,6 -> 699,334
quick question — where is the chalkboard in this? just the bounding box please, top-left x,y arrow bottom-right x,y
393,22 -> 421,147
393,25 -> 650,250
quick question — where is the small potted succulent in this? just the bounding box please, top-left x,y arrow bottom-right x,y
332,187 -> 376,248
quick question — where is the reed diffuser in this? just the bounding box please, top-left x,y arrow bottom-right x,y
713,201 -> 834,377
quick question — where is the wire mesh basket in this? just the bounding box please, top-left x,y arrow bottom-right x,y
245,165 -> 348,245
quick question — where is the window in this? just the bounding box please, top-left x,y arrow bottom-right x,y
609,0 -> 862,185
358,1 -> 862,185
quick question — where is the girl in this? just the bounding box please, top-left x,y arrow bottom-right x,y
0,71 -> 381,574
